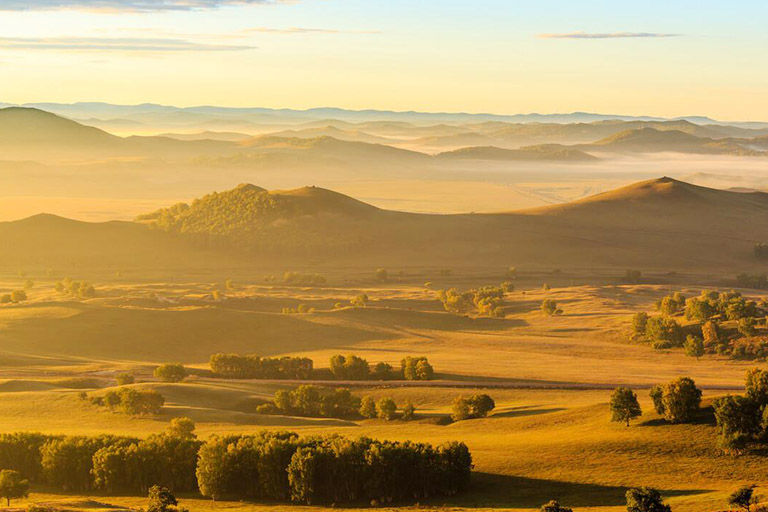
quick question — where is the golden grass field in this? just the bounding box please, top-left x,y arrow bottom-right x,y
0,269 -> 765,512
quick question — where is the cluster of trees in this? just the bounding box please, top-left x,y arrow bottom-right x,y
0,422 -> 200,498
712,368 -> 768,453
610,378 -> 702,426
210,354 -> 313,379
283,272 -> 327,287
195,432 -> 472,505
451,394 -> 495,421
329,354 -> 435,381
91,388 -> 165,415
258,386 -> 361,419
0,290 -> 27,304
54,278 -> 96,299
541,299 -> 562,316
438,284 -> 510,318
633,290 -> 768,359
281,304 -> 314,315
359,396 -> 416,421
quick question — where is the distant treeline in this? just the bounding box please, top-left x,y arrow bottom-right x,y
209,353 -> 435,381
0,430 -> 471,505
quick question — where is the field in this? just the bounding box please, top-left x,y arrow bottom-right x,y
0,268 -> 765,512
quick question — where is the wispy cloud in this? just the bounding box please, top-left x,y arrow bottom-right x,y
245,27 -> 381,35
0,0 -> 290,12
0,36 -> 255,52
538,32 -> 681,39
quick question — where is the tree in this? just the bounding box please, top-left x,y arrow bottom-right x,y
659,377 -> 702,423
541,299 -> 559,316
10,290 -> 27,303
376,398 -> 397,421
625,487 -> 671,512
375,268 -> 388,282
115,373 -> 135,386
540,501 -> 573,512
415,360 -> 435,380
167,417 -> 196,439
350,294 -> 369,308
728,486 -> 757,512
401,401 -> 416,421
746,368 -> 768,407
451,397 -> 471,422
154,363 -> 187,383
0,469 -> 29,506
468,394 -> 495,418
713,395 -> 761,454
147,485 -> 188,512
649,385 -> 665,415
683,335 -> 704,360
702,320 -> 721,344
645,317 -> 683,348
632,312 -> 649,338
359,396 -> 377,419
610,387 -> 642,426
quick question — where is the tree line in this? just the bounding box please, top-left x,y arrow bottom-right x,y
209,353 -> 435,381
196,432 -> 472,505
0,427 -> 472,506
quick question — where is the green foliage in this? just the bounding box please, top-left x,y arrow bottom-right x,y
713,395 -> 761,454
658,293 -> 685,316
739,317 -> 757,337
0,469 -> 29,506
115,373 -> 135,386
376,397 -> 397,421
401,356 -> 434,381
438,285 -> 507,317
625,487 -> 671,512
210,353 -> 313,380
609,387 -> 642,426
632,312 -> 649,338
540,501 -> 573,512
330,354 -> 370,380
541,299 -> 561,316
350,294 -> 369,308
401,401 -> 416,421
54,278 -> 95,299
266,386 -> 361,419
359,396 -> 377,419
645,316 -> 683,348
451,394 -> 495,422
167,418 -> 196,440
101,388 -> 165,416
283,272 -> 327,287
651,377 -> 702,424
728,486 -> 757,512
371,361 -> 396,380
683,335 -> 704,359
154,363 -> 187,383
147,485 -> 188,512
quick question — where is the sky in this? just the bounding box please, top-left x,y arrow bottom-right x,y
0,0 -> 766,120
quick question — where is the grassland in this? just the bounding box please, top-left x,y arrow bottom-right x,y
0,268 -> 766,512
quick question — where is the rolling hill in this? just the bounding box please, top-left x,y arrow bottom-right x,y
436,145 -> 597,161
2,177 -> 768,271
586,127 -> 767,155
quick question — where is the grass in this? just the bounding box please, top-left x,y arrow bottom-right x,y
0,275 -> 766,511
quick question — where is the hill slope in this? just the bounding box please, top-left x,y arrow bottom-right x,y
2,178 -> 768,270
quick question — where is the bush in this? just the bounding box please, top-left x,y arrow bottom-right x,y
154,363 -> 187,383
115,373 -> 135,386
541,299 -> 561,316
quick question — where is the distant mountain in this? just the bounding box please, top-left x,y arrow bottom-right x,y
11,101 -> 768,128
158,131 -> 253,142
586,128 -> 767,155
0,107 -> 120,147
436,145 -> 597,162
264,126 -> 402,145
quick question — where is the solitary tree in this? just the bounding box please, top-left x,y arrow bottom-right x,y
401,401 -> 416,421
610,387 -> 642,426
451,396 -> 471,422
0,469 -> 29,506
625,487 -> 671,512
468,394 -> 496,418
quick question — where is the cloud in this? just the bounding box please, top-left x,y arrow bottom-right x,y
538,32 -> 680,39
0,36 -> 255,52
0,0 -> 290,12
245,27 -> 380,35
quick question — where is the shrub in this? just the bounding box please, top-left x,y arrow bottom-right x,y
154,363 -> 187,383
115,373 -> 135,386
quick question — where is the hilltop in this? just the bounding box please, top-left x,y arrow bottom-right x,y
1,178 -> 767,270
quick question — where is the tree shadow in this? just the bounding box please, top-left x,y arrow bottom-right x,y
637,406 -> 716,427
491,407 -> 566,418
443,473 -> 711,509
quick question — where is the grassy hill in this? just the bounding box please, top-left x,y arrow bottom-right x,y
436,145 -> 597,161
